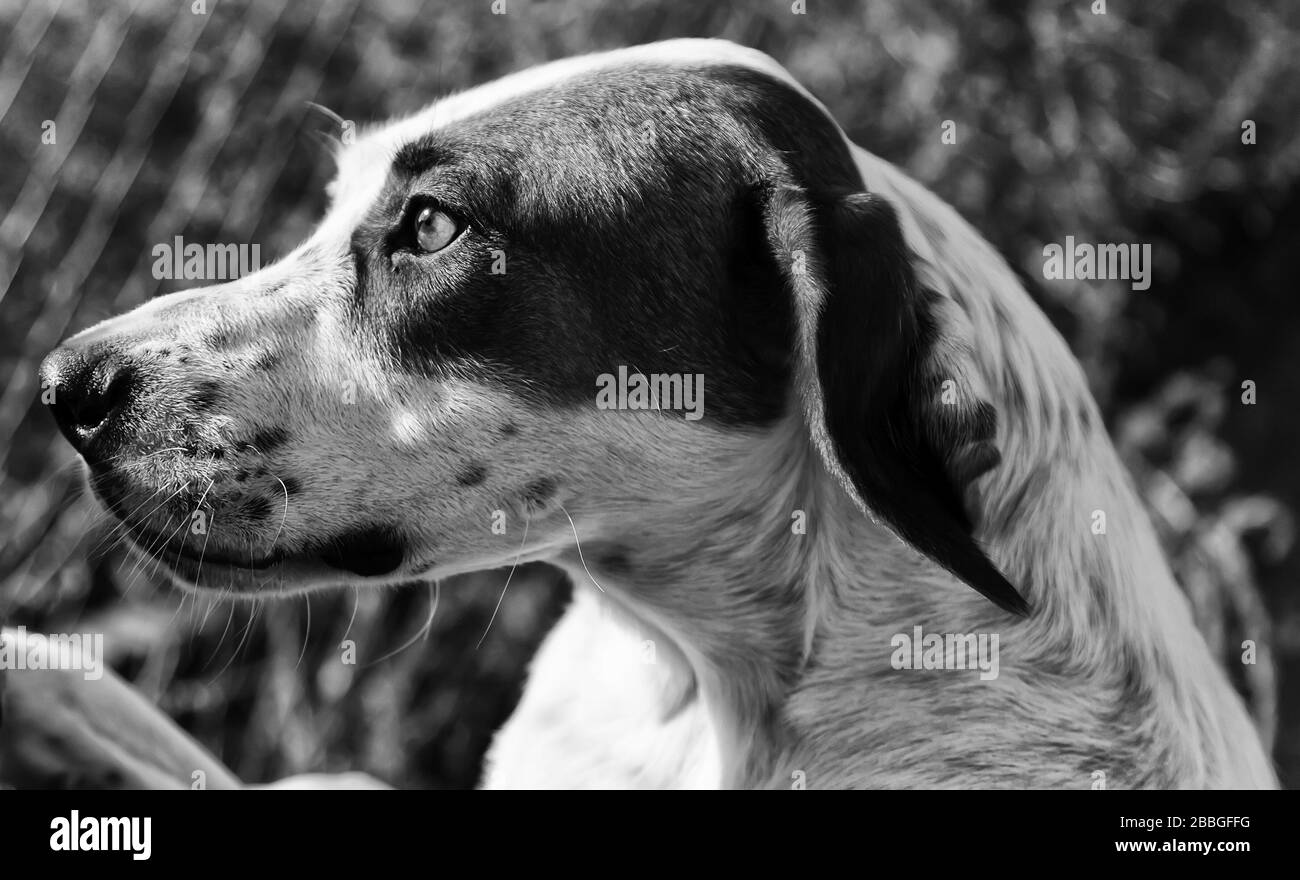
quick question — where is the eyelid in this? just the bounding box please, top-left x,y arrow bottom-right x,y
404,181 -> 470,215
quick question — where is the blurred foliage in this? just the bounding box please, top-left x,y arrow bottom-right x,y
1,0 -> 1298,787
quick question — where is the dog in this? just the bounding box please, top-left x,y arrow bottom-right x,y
39,39 -> 1276,789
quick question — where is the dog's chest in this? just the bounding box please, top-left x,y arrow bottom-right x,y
482,590 -> 721,789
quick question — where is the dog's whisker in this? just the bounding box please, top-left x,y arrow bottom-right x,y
215,598 -> 260,679
188,478 -> 217,590
197,592 -> 221,631
558,503 -> 606,594
364,581 -> 440,668
163,589 -> 191,630
91,475 -> 193,558
84,485 -> 173,559
203,600 -> 237,672
270,474 -> 290,549
136,504 -> 194,591
296,595 -> 311,670
119,491 -> 190,589
476,513 -> 531,650
192,501 -> 215,592
304,100 -> 346,134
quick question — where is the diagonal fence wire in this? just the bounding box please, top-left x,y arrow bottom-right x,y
108,0 -> 297,314
0,1 -> 211,465
0,0 -> 140,310
0,0 -> 64,126
218,0 -> 363,244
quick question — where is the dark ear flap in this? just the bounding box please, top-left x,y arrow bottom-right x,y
765,183 -> 1029,616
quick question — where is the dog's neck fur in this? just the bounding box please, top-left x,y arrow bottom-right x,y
563,391 -> 1271,790
555,152 -> 1275,789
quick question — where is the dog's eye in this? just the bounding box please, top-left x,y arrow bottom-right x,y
413,206 -> 460,253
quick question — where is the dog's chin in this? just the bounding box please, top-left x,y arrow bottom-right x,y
160,552 -> 365,597
122,528 -> 413,598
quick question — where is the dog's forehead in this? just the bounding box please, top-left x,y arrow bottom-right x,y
316,40 -> 813,238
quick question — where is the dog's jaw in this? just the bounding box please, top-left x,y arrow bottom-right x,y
485,415 -> 870,789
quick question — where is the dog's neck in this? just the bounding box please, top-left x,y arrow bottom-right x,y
561,396 -> 1272,788
558,418 -> 970,786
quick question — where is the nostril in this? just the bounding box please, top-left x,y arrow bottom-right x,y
73,365 -> 133,433
42,346 -> 137,456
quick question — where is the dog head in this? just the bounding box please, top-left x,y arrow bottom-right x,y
40,41 -> 1025,614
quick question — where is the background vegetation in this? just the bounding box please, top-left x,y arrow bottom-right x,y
1,0 -> 1296,787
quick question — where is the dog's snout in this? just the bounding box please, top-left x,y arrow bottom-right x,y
40,344 -> 137,461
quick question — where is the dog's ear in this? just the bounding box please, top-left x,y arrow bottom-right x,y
764,182 -> 1028,616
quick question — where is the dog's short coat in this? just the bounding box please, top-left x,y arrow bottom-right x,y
41,40 -> 1275,789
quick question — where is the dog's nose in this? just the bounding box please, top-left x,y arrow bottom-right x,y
39,343 -> 136,462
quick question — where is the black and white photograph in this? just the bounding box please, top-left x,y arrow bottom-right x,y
0,0 -> 1296,831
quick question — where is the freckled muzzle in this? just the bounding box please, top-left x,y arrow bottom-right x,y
40,286 -> 413,595
39,310 -> 281,578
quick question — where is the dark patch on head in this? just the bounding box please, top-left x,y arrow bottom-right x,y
318,526 -> 405,577
454,461 -> 487,487
246,425 -> 290,454
192,380 -> 223,411
348,64 -> 840,427
280,475 -> 301,495
522,477 -> 557,509
499,422 -> 518,436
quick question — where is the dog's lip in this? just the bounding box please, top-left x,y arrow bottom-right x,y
125,529 -> 408,593
124,525 -> 283,570
162,550 -> 342,594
